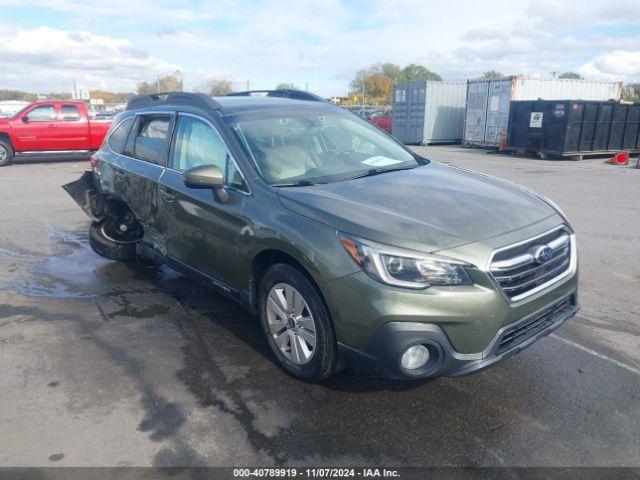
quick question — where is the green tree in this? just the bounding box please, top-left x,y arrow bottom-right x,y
349,62 -> 442,104
90,91 -> 135,104
483,70 -> 504,79
380,63 -> 403,82
275,82 -> 298,90
44,92 -> 73,100
350,67 -> 373,93
137,71 -> 183,95
0,89 -> 30,101
364,74 -> 395,104
207,79 -> 234,96
558,71 -> 582,79
401,64 -> 442,82
622,83 -> 640,102
351,63 -> 397,92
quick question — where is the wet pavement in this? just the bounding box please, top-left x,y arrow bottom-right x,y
0,151 -> 639,468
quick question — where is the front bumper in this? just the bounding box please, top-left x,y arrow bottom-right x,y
338,291 -> 579,380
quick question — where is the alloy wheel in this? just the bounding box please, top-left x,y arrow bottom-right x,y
266,282 -> 317,365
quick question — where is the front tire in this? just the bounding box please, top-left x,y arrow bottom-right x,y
259,264 -> 338,382
89,221 -> 138,262
0,140 -> 14,167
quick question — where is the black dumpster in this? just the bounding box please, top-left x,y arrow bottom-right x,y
506,100 -> 640,159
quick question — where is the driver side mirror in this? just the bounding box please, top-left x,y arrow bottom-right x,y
21,116 -> 29,123
183,165 -> 228,203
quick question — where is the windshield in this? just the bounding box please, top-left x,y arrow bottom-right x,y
227,107 -> 419,185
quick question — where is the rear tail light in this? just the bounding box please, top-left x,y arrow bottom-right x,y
89,154 -> 99,170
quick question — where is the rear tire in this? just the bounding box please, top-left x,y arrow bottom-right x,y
0,140 -> 14,167
89,221 -> 138,262
259,263 -> 338,382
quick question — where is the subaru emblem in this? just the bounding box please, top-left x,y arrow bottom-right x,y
534,245 -> 553,264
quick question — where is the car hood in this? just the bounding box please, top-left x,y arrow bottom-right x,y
277,162 -> 557,252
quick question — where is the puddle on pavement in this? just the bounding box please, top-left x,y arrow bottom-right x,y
0,224 -> 301,463
1,228 -> 133,298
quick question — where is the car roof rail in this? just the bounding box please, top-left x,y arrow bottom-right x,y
126,92 -> 222,111
226,89 -> 325,102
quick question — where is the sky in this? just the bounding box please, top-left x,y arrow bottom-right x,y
0,0 -> 639,97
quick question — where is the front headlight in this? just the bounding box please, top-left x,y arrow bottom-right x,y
339,233 -> 473,289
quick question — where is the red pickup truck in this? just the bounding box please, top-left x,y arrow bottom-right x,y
366,108 -> 392,133
0,101 -> 112,167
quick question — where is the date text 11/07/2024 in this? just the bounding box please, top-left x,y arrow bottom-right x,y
232,468 -> 401,478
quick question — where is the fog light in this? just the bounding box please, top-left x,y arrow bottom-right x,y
400,345 -> 430,370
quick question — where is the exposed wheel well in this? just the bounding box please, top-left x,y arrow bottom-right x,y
250,249 -> 318,311
93,194 -> 144,242
0,133 -> 13,148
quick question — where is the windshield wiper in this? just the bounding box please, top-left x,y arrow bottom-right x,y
343,164 -> 419,181
272,179 -> 317,187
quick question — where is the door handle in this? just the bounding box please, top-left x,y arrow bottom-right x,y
48,124 -> 58,128
160,190 -> 175,203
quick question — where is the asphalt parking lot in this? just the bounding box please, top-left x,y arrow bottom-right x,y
0,147 -> 639,468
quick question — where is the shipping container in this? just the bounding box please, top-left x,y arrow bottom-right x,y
506,100 -> 640,159
463,76 -> 622,148
392,81 -> 467,144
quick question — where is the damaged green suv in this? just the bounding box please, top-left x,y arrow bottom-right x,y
64,91 -> 579,382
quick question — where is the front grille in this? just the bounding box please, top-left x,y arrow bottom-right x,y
489,226 -> 572,300
495,296 -> 575,355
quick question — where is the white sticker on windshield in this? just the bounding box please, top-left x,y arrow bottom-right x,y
361,156 -> 403,167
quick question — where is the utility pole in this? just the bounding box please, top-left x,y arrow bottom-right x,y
157,74 -> 161,94
361,82 -> 366,116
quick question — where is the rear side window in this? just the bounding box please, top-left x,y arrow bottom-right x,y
61,105 -> 80,121
125,114 -> 171,165
107,117 -> 134,154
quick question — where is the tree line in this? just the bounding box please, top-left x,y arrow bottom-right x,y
347,64 -> 595,105
0,89 -> 135,103
3,69 -> 638,105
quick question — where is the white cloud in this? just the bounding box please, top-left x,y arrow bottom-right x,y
528,0 -> 640,27
579,51 -> 640,80
0,0 -> 218,22
0,0 -> 639,96
0,26 -> 178,92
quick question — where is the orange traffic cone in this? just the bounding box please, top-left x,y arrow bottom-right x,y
605,152 -> 629,165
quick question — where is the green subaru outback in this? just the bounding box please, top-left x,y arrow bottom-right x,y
64,90 -> 579,382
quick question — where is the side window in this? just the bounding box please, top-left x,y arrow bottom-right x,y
129,114 -> 171,165
26,105 -> 56,121
61,105 -> 80,121
172,115 -> 246,190
172,116 -> 227,171
225,160 -> 245,190
107,117 -> 134,154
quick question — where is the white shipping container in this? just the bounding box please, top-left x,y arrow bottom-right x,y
392,81 -> 467,144
463,76 -> 622,148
